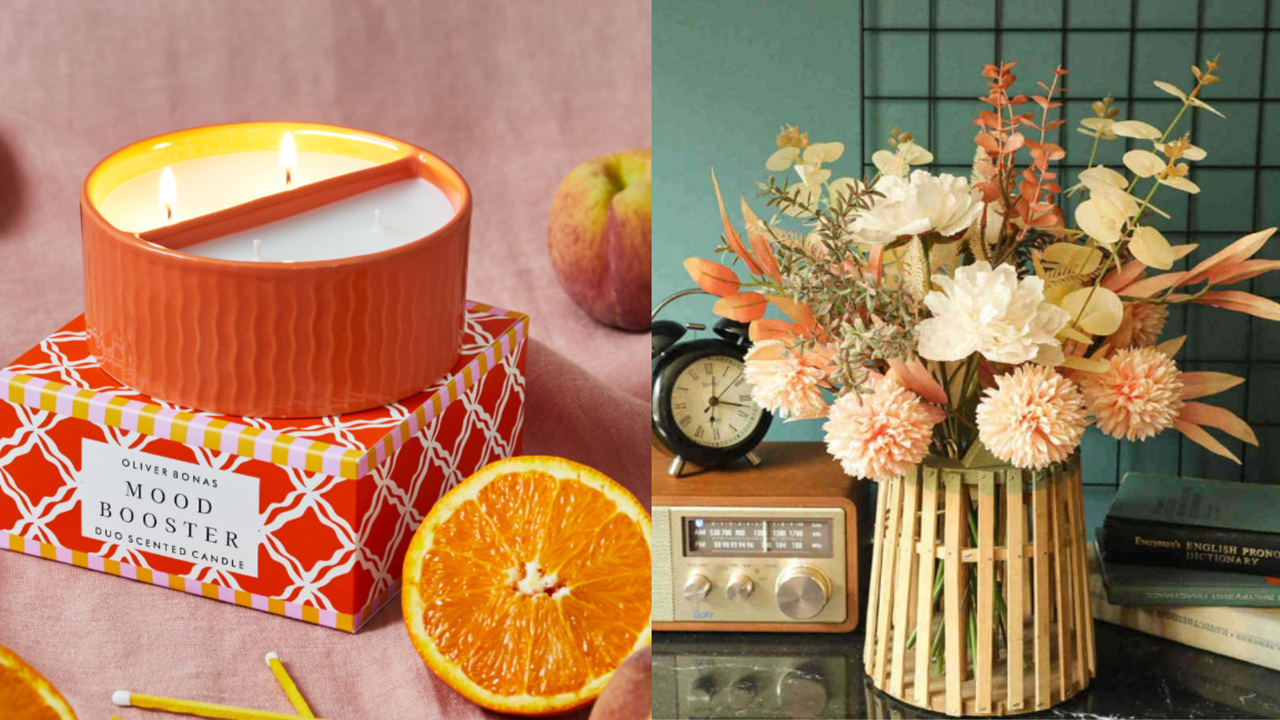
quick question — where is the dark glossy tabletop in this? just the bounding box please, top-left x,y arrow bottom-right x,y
654,620 -> 1280,719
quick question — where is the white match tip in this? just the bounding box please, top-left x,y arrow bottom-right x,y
112,690 -> 132,706
265,651 -> 279,665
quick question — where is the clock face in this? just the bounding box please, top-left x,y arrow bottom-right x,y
668,354 -> 765,448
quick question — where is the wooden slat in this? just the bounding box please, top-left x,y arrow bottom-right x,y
1063,461 -> 1087,691
1005,468 -> 1025,713
1073,457 -> 1096,677
889,469 -> 921,696
903,536 -> 920,699
913,466 -> 940,708
1023,495 -> 1033,618
975,472 -> 996,714
864,481 -> 889,668
873,476 -> 904,684
1049,466 -> 1069,702
1032,472 -> 1052,709
943,472 -> 964,716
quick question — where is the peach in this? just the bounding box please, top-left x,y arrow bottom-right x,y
589,645 -> 651,720
548,149 -> 651,331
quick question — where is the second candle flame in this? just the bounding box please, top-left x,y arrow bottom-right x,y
159,166 -> 177,224
281,131 -> 296,187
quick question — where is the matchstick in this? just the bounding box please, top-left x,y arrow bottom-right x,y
264,651 -> 315,717
113,690 -> 331,720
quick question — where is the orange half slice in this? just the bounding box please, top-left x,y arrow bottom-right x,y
402,456 -> 652,715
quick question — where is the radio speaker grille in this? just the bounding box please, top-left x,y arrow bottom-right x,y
652,507 -> 673,622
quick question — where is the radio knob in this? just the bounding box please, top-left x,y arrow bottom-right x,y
683,572 -> 712,602
775,566 -> 830,619
725,573 -> 754,602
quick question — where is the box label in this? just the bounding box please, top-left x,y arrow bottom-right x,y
76,439 -> 262,576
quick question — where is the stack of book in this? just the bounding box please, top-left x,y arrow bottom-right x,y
1090,473 -> 1280,671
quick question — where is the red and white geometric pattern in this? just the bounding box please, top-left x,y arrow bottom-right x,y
0,302 -> 526,631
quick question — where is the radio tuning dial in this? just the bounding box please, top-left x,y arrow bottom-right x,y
776,566 -> 830,619
683,572 -> 712,602
726,573 -> 754,602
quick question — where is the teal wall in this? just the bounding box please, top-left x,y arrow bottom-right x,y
653,0 -> 862,442
654,0 -> 1280,485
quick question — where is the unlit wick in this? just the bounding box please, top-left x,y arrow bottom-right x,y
373,209 -> 382,229
253,238 -> 262,262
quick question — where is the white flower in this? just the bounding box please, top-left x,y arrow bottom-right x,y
917,262 -> 1070,365
849,170 -> 982,246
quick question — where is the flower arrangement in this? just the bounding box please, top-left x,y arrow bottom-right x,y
685,56 -> 1280,482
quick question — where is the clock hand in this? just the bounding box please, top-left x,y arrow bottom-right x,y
712,372 -> 743,402
717,400 -> 748,408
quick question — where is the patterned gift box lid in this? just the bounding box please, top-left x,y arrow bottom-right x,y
1,301 -> 528,481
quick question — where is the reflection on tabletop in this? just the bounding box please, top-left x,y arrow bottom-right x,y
653,625 -> 1280,719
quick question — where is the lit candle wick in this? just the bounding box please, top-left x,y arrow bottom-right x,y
280,131 -> 297,189
253,238 -> 262,262
373,209 -> 382,229
159,166 -> 177,226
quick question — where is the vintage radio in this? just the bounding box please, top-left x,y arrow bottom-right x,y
653,442 -> 867,633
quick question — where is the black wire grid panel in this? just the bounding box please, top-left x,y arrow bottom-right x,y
859,0 -> 1280,486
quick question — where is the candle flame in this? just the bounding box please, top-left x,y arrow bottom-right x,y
281,131 -> 297,187
159,166 -> 176,224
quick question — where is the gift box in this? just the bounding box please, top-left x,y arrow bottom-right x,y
0,301 -> 527,632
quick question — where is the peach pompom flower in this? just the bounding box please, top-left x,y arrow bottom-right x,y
823,376 -> 944,482
976,364 -> 1087,470
1124,302 -> 1169,348
1073,342 -> 1259,463
1082,346 -> 1184,441
743,341 -> 828,421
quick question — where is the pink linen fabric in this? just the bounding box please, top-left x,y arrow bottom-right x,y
0,1 -> 651,718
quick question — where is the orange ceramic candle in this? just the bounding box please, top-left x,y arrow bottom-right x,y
80,122 -> 471,418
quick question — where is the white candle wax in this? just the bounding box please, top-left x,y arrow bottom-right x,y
178,177 -> 454,263
99,151 -> 376,232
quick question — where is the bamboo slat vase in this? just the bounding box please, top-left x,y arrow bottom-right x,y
862,452 -> 1095,716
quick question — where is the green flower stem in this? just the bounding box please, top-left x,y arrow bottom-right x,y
968,601 -> 979,672
906,561 -> 945,651
930,601 -> 947,668
1085,130 -> 1103,171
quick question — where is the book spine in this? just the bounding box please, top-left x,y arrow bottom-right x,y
1088,557 -> 1280,671
1103,584 -> 1280,608
1102,519 -> 1280,576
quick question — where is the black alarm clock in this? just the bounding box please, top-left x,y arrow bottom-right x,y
652,289 -> 772,477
